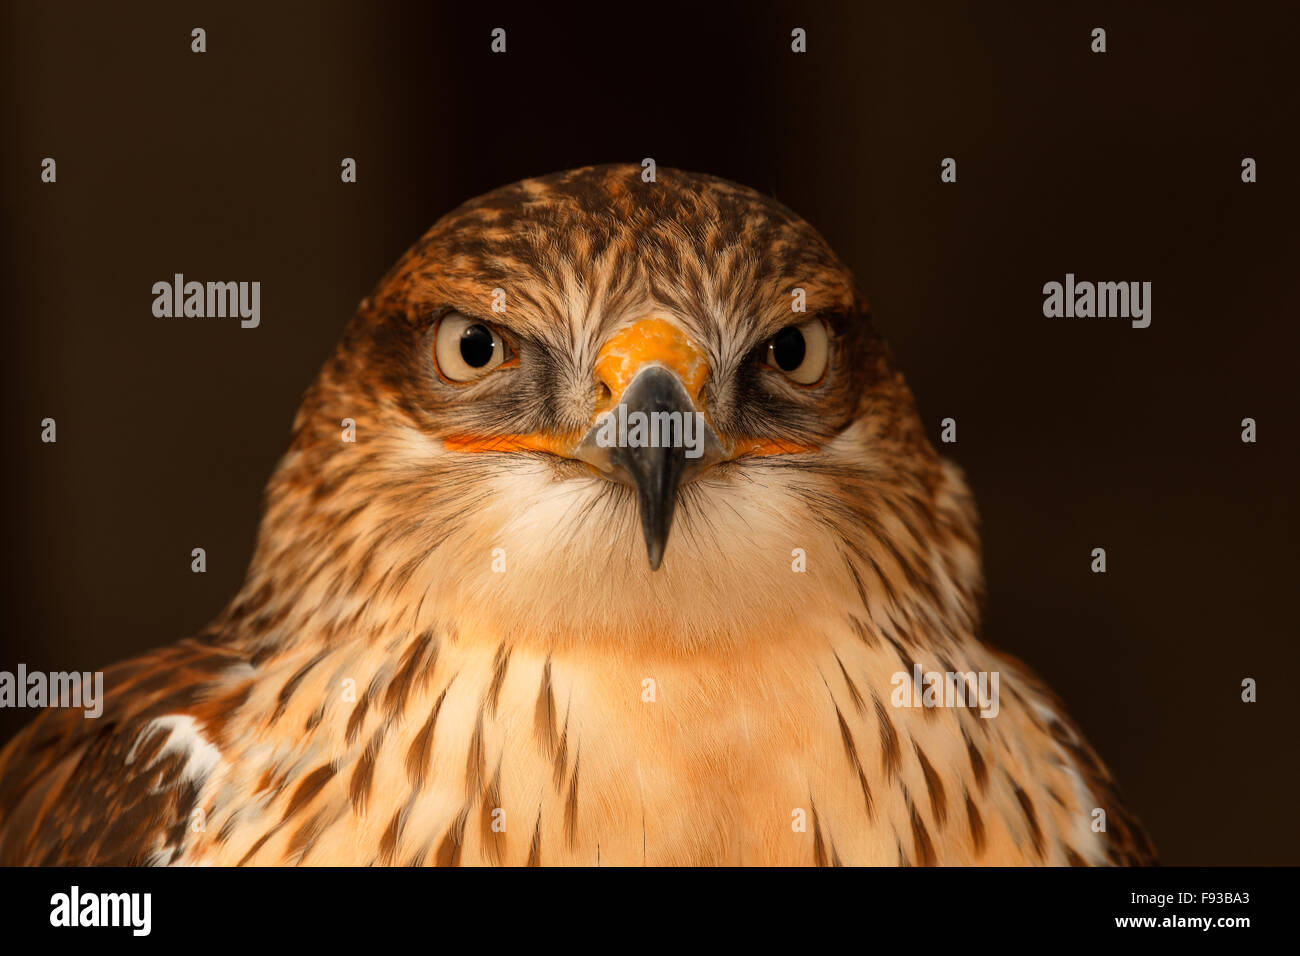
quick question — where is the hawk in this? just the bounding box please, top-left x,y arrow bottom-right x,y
0,165 -> 1154,866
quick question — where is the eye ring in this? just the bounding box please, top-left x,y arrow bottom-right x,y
433,311 -> 515,383
762,318 -> 829,386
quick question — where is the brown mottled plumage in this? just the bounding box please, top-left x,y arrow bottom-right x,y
0,165 -> 1154,865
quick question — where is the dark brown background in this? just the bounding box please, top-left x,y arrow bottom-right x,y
2,1 -> 1296,864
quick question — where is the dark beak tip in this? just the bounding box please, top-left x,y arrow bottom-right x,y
644,541 -> 665,572
611,366 -> 698,574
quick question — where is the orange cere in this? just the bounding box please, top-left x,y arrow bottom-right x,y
444,319 -> 812,458
594,317 -> 710,410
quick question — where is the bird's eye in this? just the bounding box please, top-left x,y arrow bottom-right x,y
434,312 -> 514,382
763,319 -> 829,385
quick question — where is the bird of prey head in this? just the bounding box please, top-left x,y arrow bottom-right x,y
244,164 -> 975,652
0,164 -> 1154,867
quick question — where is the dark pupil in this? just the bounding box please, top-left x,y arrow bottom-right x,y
459,324 -> 495,367
772,326 -> 806,371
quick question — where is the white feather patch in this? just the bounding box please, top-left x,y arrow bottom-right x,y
126,714 -> 222,786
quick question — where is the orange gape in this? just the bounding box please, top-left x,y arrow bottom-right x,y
441,432 -> 577,455
731,437 -> 817,457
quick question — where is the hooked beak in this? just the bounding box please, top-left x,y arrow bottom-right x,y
572,318 -> 721,571
574,366 -> 724,570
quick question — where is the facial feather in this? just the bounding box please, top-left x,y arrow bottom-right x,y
217,164 -> 965,654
